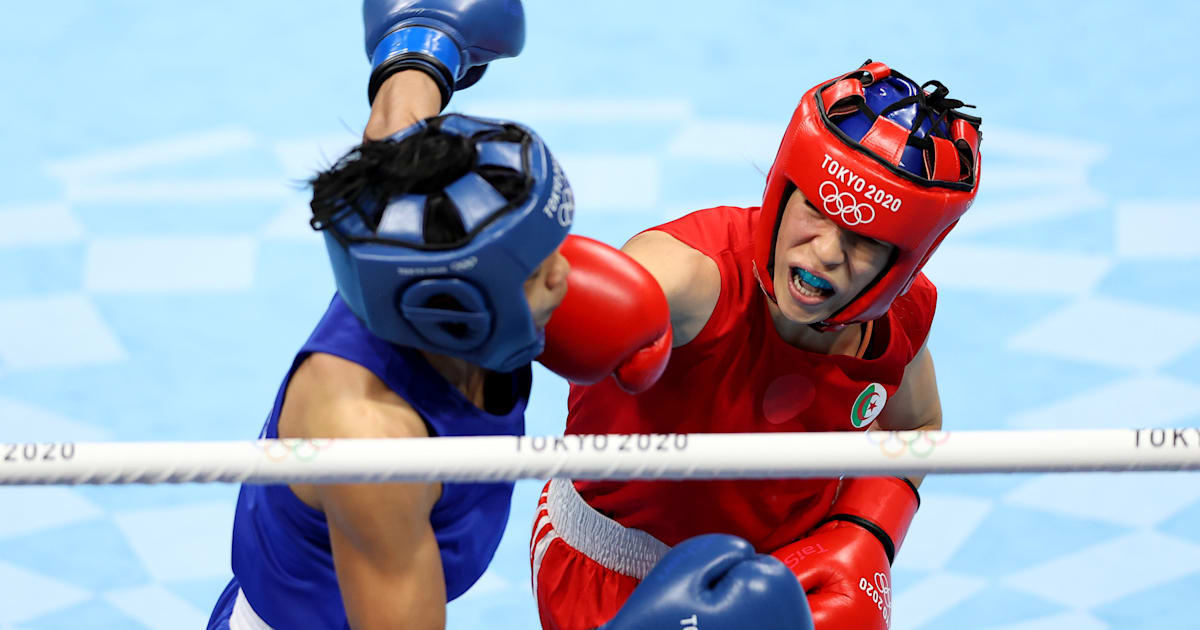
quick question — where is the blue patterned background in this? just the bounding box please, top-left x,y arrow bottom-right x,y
2,2 -> 1199,628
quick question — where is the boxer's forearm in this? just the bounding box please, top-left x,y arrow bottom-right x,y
364,70 -> 443,140
874,344 -> 942,488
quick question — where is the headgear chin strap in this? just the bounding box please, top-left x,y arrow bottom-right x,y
313,114 -> 573,372
754,61 -> 982,331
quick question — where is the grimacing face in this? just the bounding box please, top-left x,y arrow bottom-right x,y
770,188 -> 894,325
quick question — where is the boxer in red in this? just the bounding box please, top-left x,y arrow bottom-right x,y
531,60 -> 983,630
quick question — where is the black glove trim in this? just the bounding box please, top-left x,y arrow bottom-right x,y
900,475 -> 921,508
368,55 -> 453,109
817,514 -> 897,565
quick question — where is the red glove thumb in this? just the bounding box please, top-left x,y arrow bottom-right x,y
538,235 -> 672,394
612,325 -> 672,393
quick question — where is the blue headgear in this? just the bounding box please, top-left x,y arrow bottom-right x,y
312,114 -> 573,372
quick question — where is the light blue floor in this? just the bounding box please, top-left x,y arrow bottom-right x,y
2,2 -> 1199,628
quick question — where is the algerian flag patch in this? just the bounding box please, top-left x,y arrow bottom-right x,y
851,382 -> 887,428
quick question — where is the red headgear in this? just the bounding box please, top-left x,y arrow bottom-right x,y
754,61 -> 982,330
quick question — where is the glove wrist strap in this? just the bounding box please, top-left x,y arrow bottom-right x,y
818,476 -> 920,565
368,25 -> 462,107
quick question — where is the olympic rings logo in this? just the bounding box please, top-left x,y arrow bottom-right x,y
859,572 -> 892,623
864,430 -> 950,458
819,180 -> 876,225
259,438 -> 334,463
875,572 -> 891,603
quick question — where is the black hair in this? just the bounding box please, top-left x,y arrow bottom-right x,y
309,115 -> 529,246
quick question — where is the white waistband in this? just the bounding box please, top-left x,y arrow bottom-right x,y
543,478 -> 669,579
230,588 -> 274,630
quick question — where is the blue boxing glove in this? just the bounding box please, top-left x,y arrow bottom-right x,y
599,534 -> 814,630
363,0 -> 524,108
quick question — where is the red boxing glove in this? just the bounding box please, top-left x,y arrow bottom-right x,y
771,477 -> 919,630
537,235 -> 672,394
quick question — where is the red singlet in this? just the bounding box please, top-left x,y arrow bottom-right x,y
568,205 -> 936,552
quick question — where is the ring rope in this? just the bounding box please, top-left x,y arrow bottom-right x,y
1,429 -> 1198,485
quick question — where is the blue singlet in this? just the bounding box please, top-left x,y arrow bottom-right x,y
208,296 -> 529,629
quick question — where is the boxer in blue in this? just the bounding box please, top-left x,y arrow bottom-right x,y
204,113 -> 578,629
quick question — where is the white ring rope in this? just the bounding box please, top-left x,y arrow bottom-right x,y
1,429 -> 1198,485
